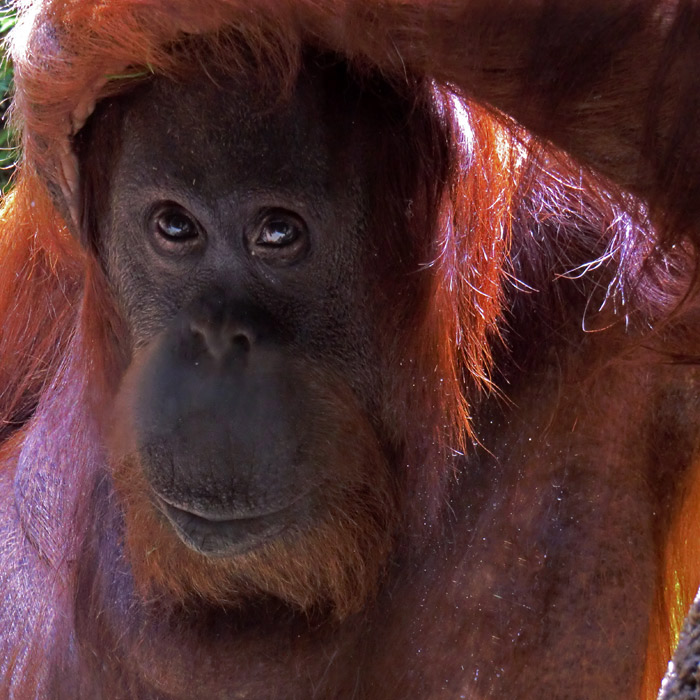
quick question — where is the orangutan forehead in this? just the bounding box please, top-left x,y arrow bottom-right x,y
104,68 -> 373,205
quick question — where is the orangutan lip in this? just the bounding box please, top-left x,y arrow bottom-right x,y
157,496 -> 292,522
156,495 -> 307,556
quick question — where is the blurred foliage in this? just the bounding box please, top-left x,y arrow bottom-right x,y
0,5 -> 17,192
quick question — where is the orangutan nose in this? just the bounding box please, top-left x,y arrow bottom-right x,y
189,317 -> 253,361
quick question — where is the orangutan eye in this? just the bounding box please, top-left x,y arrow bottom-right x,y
155,208 -> 199,242
249,210 -> 309,263
257,220 -> 301,247
148,204 -> 205,256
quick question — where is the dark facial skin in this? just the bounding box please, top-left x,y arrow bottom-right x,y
88,66 -> 390,557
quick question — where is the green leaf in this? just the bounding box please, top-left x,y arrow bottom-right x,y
0,3 -> 17,191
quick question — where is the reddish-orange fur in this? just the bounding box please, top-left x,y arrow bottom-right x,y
2,1 -> 700,698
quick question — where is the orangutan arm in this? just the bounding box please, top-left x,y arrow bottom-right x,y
298,0 -> 700,239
